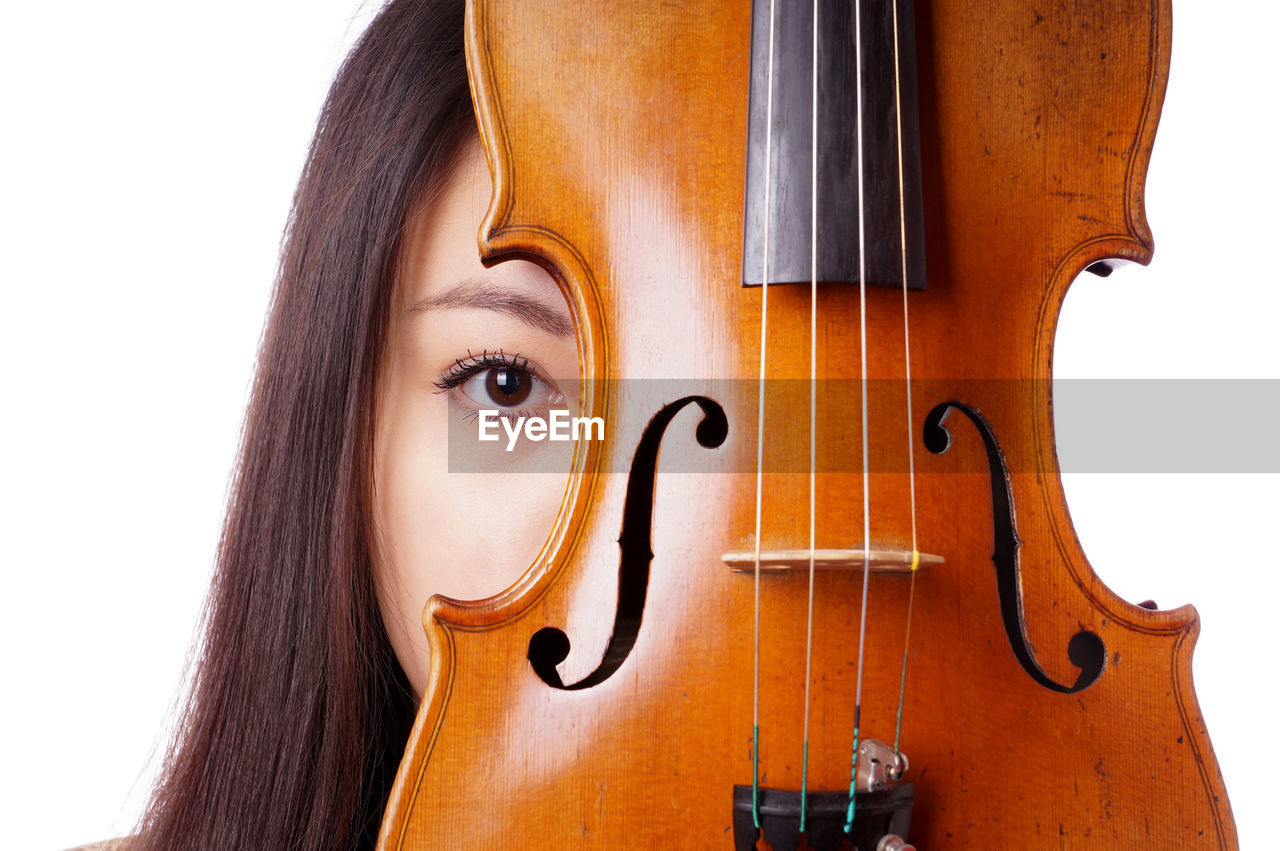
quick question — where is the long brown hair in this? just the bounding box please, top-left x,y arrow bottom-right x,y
136,2 -> 471,847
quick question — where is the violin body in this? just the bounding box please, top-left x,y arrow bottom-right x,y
379,0 -> 1236,846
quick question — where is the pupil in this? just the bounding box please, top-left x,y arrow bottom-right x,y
487,367 -> 530,406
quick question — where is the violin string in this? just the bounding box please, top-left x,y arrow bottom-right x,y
844,0 -> 873,834
749,0 -> 780,833
889,0 -> 920,758
799,0 -> 821,835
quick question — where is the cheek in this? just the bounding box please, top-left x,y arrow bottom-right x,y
386,465 -> 563,601
372,380 -> 567,695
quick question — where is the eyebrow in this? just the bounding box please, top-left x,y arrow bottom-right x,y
406,277 -> 574,338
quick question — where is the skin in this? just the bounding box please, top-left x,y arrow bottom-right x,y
373,142 -> 576,698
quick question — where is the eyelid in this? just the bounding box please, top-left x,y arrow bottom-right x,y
433,349 -> 534,392
434,349 -> 565,412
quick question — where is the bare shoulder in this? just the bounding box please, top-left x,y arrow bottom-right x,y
66,840 -> 132,851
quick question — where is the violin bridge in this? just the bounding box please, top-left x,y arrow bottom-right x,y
721,548 -> 943,574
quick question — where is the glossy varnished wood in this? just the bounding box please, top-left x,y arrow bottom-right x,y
379,0 -> 1236,846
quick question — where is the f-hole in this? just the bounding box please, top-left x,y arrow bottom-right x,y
528,395 -> 729,691
924,401 -> 1105,694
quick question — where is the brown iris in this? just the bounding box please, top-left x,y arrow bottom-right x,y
486,366 -> 532,406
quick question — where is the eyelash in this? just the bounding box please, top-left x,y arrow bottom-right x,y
432,349 -> 533,392
434,349 -> 554,423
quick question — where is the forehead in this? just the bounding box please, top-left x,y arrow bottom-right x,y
398,143 -> 490,307
398,142 -> 565,314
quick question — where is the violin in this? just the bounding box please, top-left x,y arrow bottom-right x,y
378,0 -> 1236,846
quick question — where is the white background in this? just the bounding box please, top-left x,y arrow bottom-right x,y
1,2 -> 1275,848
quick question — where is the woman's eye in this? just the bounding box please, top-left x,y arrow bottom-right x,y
456,365 -> 561,410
